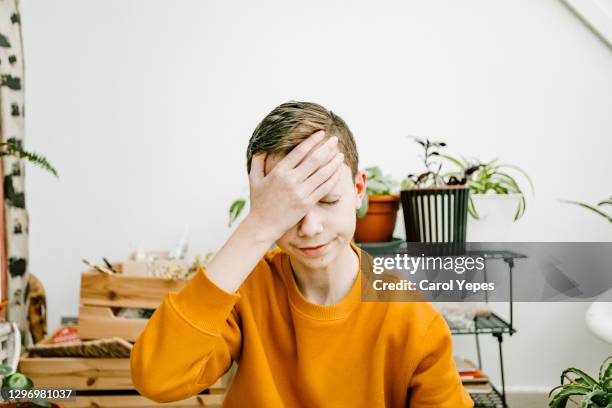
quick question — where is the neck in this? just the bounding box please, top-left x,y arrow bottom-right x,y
290,243 -> 359,306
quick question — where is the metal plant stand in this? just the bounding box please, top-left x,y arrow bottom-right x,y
370,243 -> 526,408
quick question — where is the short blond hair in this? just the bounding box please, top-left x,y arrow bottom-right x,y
247,101 -> 358,176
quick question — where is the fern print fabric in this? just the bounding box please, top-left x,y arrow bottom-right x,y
0,0 -> 30,346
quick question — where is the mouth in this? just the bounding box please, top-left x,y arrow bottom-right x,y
297,242 -> 330,257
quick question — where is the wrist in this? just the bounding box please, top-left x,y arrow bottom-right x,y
240,213 -> 279,248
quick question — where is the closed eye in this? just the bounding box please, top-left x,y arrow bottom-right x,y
320,199 -> 340,205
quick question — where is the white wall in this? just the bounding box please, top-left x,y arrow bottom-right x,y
20,0 -> 612,392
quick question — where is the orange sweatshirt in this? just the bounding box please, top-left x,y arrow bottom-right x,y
130,242 -> 473,407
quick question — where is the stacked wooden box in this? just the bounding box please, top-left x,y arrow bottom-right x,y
19,269 -> 228,408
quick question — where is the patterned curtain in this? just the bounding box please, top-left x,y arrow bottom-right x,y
0,0 -> 30,346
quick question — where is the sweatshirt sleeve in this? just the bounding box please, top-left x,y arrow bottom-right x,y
130,266 -> 242,403
407,314 -> 474,408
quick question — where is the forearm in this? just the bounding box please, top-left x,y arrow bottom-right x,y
131,297 -> 232,402
132,251 -> 246,401
206,214 -> 275,293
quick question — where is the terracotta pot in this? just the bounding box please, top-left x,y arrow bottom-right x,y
354,195 -> 400,243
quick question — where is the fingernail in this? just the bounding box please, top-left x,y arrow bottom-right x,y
314,130 -> 325,139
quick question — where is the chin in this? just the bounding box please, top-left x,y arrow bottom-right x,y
286,238 -> 345,269
296,253 -> 335,269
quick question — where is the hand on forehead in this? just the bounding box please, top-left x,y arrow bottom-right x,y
263,152 -> 283,177
263,131 -> 338,177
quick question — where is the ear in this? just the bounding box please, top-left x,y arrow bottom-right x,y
354,170 -> 367,210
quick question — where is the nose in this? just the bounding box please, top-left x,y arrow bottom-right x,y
297,208 -> 323,238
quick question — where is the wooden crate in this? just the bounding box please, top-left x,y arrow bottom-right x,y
18,351 -> 228,408
19,352 -> 228,392
61,394 -> 224,408
78,271 -> 189,342
23,270 -> 229,407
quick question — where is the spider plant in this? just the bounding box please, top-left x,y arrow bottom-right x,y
357,166 -> 399,219
548,355 -> 612,407
442,155 -> 534,221
561,196 -> 611,223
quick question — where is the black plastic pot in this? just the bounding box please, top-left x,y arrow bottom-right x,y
400,186 -> 469,243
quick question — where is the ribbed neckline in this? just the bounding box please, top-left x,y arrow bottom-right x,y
281,241 -> 362,321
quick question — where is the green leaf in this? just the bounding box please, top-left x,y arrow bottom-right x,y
467,196 -> 479,219
548,385 -> 590,408
562,368 -> 599,388
492,185 -> 508,194
5,373 -> 33,389
583,388 -> 609,407
600,356 -> 612,392
440,154 -> 467,170
228,198 -> 246,227
365,166 -> 398,195
561,200 -> 612,223
365,166 -> 382,179
16,149 -> 58,177
514,195 -> 526,221
366,179 -> 389,195
494,173 -> 523,194
0,364 -> 12,375
469,180 -> 485,192
400,178 -> 414,190
498,163 -> 534,195
0,144 -> 59,178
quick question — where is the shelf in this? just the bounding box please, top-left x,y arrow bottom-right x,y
359,240 -> 521,406
470,389 -> 505,408
448,312 -> 515,335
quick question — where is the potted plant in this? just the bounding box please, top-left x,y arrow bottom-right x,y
442,156 -> 533,242
400,138 -> 476,243
548,355 -> 611,407
0,364 -> 63,407
354,166 -> 399,243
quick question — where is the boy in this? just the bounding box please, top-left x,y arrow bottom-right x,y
130,101 -> 473,407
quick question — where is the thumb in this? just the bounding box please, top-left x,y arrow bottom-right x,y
249,152 -> 267,182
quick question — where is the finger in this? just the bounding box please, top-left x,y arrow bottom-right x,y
293,135 -> 339,181
307,164 -> 342,204
303,152 -> 344,194
249,152 -> 267,183
275,130 -> 326,171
